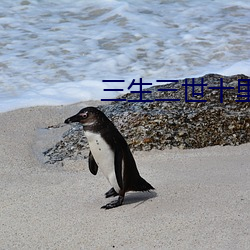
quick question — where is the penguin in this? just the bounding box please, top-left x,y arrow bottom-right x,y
65,107 -> 154,209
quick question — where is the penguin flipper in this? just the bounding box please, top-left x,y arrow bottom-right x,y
114,146 -> 124,190
88,151 -> 98,175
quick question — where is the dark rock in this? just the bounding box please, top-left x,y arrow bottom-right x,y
43,74 -> 250,164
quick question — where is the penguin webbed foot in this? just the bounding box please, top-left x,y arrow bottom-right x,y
101,196 -> 124,209
105,187 -> 118,198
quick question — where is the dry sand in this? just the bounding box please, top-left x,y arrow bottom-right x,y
0,102 -> 249,249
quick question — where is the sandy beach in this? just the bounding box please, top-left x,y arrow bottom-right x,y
0,102 -> 249,249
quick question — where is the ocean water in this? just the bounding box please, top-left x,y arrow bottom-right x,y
0,0 -> 250,112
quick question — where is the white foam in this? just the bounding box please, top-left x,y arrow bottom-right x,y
0,0 -> 250,112
218,60 -> 250,76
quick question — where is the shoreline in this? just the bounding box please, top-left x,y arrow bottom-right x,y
0,102 -> 249,249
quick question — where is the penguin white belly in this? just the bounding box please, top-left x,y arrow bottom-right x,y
85,131 -> 120,193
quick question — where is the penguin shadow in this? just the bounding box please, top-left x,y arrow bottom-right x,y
122,190 -> 157,208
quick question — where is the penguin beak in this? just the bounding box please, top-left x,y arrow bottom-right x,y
64,114 -> 81,124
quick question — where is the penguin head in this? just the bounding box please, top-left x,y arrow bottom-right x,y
65,107 -> 109,129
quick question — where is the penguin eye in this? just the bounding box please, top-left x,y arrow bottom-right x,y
79,112 -> 88,119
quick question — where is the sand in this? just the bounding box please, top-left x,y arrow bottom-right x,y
0,102 -> 249,249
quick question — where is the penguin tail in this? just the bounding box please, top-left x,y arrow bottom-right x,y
131,176 -> 154,192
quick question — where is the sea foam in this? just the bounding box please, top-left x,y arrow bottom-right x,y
0,0 -> 250,112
